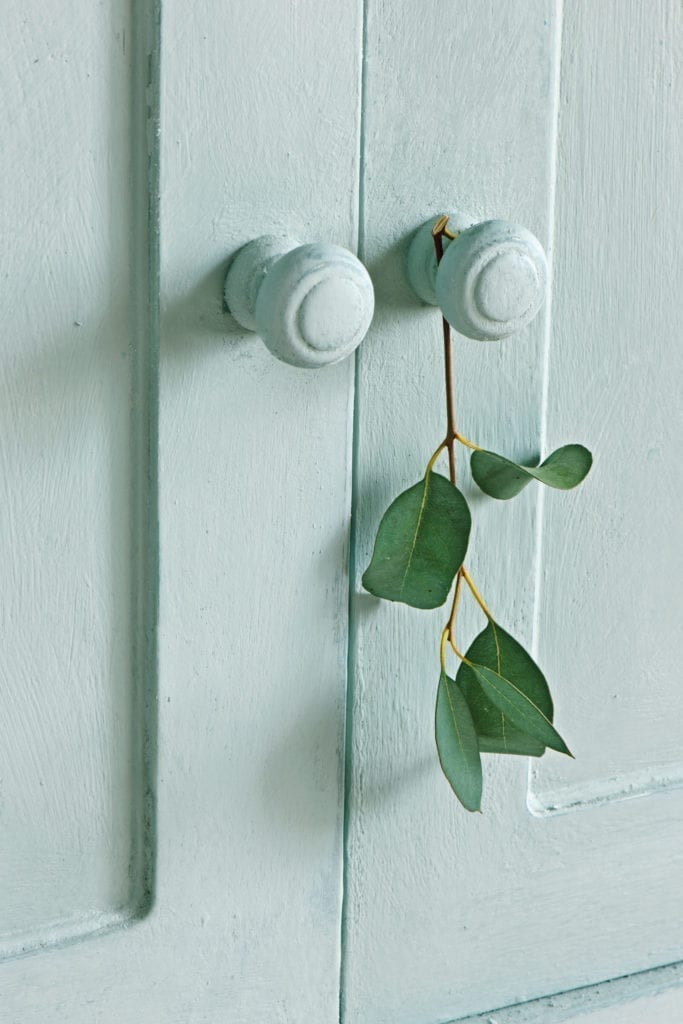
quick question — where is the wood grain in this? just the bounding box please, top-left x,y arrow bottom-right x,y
0,0 -> 363,1019
0,0 -> 151,957
530,0 -> 683,813
3,0 -> 683,1021
343,1 -> 683,1022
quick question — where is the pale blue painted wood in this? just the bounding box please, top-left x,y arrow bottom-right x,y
0,0 -> 364,1019
225,236 -> 374,367
461,958 -> 683,1023
530,0 -> 683,816
342,1 -> 683,1022
342,2 -> 564,1020
2,0 -> 682,1021
0,0 -> 154,957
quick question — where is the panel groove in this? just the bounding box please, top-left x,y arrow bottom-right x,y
127,0 -> 161,925
0,0 -> 160,960
339,0 -> 369,1019
457,956 -> 683,1023
529,0 -> 564,665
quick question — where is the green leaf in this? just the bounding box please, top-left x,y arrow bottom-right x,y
457,622 -> 551,756
435,670 -> 482,811
470,444 -> 592,500
362,472 -> 471,609
468,662 -> 572,756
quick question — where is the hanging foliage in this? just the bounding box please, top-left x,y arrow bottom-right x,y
362,216 -> 591,810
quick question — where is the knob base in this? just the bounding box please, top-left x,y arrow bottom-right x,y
406,212 -> 476,306
224,235 -> 300,331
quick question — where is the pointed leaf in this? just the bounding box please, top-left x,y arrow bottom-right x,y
457,622 -> 551,756
362,472 -> 471,609
471,444 -> 592,500
469,663 -> 572,756
435,671 -> 482,811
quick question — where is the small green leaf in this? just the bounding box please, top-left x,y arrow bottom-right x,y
435,671 -> 482,811
469,663 -> 572,756
470,444 -> 592,500
457,622 -> 551,756
362,472 -> 471,609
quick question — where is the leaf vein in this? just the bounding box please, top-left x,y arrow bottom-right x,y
398,473 -> 431,598
489,622 -> 507,752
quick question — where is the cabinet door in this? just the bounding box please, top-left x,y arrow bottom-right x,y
343,1 -> 683,1022
0,0 -> 361,1019
2,0 -> 682,1022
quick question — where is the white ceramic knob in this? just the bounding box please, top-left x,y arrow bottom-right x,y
407,214 -> 547,341
224,235 -> 374,368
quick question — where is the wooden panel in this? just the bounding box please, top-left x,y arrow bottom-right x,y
343,1 -> 683,1022
0,0 -> 154,957
152,0 -> 363,1018
529,0 -> 683,816
462,959 -> 683,1023
0,0 -> 362,1018
344,2 -> 562,1020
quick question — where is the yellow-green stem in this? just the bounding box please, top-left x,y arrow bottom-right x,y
447,568 -> 463,643
439,627 -> 449,671
454,432 -> 483,452
449,636 -> 470,663
425,440 -> 447,477
461,567 -> 494,621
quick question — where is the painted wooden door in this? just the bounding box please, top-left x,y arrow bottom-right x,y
343,2 -> 683,1022
1,2 -> 681,1024
1,0 -> 359,1019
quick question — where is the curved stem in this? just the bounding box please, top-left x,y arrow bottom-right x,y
431,215 -> 461,243
439,627 -> 449,671
425,440 -> 447,477
461,567 -> 494,621
454,432 -> 483,452
447,568 -> 463,644
448,636 -> 469,663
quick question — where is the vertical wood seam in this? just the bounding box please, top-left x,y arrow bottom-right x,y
129,0 -> 161,921
339,0 -> 369,1019
530,0 -> 565,662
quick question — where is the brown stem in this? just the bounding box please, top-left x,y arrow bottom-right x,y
432,219 -> 494,661
432,228 -> 456,484
432,219 -> 461,655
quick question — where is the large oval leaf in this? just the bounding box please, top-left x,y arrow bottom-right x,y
435,671 -> 482,811
362,472 -> 471,609
457,622 -> 551,756
469,663 -> 572,756
470,444 -> 592,500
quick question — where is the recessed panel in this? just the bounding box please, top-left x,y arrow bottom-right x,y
529,0 -> 683,816
0,0 -> 156,956
343,3 -> 683,1023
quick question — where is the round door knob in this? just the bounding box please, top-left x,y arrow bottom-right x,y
224,235 -> 374,368
407,213 -> 548,341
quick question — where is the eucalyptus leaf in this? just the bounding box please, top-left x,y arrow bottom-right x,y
470,444 -> 592,500
457,622 -> 551,756
468,663 -> 572,756
435,671 -> 482,811
362,472 -> 471,609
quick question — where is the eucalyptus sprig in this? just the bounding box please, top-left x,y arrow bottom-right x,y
362,216 -> 592,811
